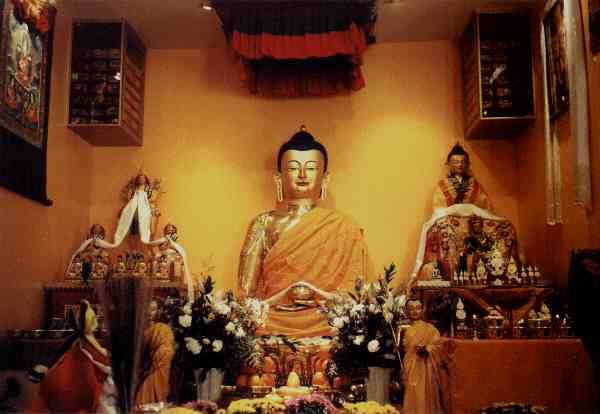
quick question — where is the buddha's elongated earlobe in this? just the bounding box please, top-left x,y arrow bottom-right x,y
274,174 -> 284,202
320,181 -> 327,201
320,173 -> 330,201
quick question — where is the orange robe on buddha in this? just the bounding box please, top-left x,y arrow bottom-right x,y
257,207 -> 374,338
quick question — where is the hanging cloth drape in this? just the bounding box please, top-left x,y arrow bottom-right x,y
565,0 -> 592,211
65,189 -> 194,303
540,13 -> 563,225
212,0 -> 376,97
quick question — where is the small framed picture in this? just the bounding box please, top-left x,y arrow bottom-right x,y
590,0 -> 600,54
543,0 -> 569,118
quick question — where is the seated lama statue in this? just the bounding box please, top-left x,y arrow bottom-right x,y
432,143 -> 491,212
238,127 -> 374,338
411,143 -> 520,285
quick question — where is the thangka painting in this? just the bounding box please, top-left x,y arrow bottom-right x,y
0,0 -> 55,205
0,0 -> 53,147
543,0 -> 569,118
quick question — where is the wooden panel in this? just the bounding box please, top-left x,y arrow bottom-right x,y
68,124 -> 142,146
121,120 -> 139,141
124,56 -> 143,78
123,79 -> 142,102
122,99 -> 141,124
122,110 -> 140,132
124,67 -> 142,90
465,116 -> 536,140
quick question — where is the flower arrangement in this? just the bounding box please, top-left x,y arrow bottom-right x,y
342,401 -> 400,414
226,395 -> 336,414
286,394 -> 336,414
227,398 -> 286,414
324,264 -> 406,373
168,276 -> 269,377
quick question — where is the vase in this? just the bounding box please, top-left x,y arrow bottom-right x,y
195,368 -> 224,402
366,367 -> 392,404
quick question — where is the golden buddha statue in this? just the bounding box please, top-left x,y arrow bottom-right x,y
432,143 -> 491,211
153,224 -> 184,281
238,127 -> 374,338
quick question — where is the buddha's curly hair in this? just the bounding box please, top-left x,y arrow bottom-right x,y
277,127 -> 328,172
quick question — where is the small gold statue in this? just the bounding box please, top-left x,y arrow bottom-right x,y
153,224 -> 183,281
66,254 -> 83,280
533,265 -> 542,284
520,266 -> 528,284
475,259 -> 487,283
114,255 -> 126,274
135,261 -> 148,276
455,298 -> 467,322
431,262 -> 442,280
506,257 -> 519,282
91,259 -> 109,280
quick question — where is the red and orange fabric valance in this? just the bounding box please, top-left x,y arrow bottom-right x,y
212,0 -> 376,97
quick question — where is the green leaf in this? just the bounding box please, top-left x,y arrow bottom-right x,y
384,263 -> 397,283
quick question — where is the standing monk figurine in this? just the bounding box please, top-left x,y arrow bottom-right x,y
402,299 -> 452,414
238,126 -> 374,338
135,298 -> 175,406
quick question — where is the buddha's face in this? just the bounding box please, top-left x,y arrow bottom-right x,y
448,155 -> 468,176
280,149 -> 326,201
407,300 -> 423,321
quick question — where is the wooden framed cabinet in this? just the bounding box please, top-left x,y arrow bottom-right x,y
461,11 -> 535,140
67,20 -> 145,146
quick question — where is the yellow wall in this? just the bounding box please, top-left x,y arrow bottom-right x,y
516,1 -> 600,289
89,42 -> 521,293
0,7 -> 94,329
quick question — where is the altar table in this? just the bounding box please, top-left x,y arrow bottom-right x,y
448,339 -> 598,413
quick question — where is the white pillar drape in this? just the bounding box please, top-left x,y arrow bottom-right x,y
540,2 -> 563,225
540,0 -> 593,221
564,0 -> 592,211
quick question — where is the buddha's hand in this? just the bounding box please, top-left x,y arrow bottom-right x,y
292,281 -> 337,301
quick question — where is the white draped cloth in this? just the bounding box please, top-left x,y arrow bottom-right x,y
540,0 -> 592,224
65,189 -> 194,302
540,14 -> 563,225
564,0 -> 592,211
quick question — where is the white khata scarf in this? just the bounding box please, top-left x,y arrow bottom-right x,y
65,189 -> 194,302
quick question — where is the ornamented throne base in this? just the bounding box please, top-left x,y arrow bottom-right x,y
235,339 -> 341,389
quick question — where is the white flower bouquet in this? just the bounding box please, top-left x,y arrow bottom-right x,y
324,264 -> 406,372
168,276 -> 268,375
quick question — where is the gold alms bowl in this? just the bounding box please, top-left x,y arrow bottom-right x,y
288,285 -> 315,302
